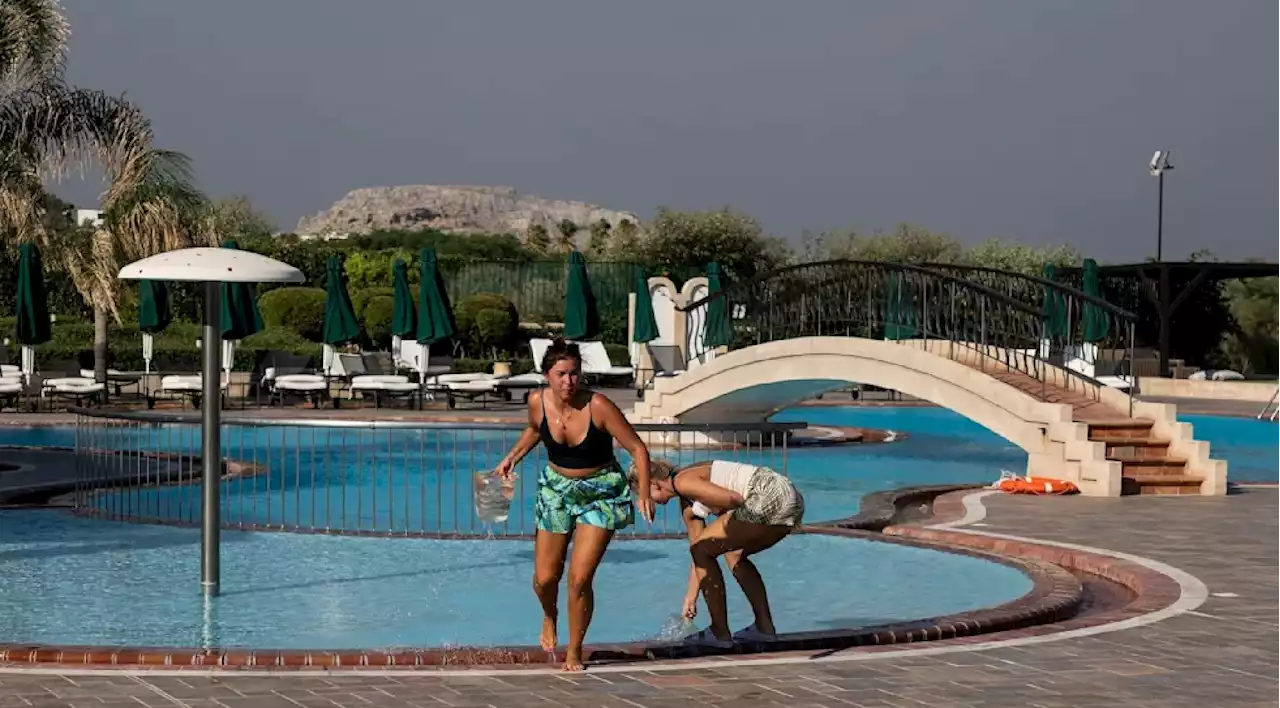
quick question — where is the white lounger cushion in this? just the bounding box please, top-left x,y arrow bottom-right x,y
349,375 -> 414,390
43,377 -> 105,394
577,341 -> 634,377
448,380 -> 500,392
79,368 -> 126,378
274,374 -> 328,391
428,373 -> 494,385
160,375 -> 228,391
0,381 -> 22,394
498,373 -> 546,386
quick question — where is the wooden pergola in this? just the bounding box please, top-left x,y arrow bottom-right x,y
1058,261 -> 1278,377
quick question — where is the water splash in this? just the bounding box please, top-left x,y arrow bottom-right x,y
654,613 -> 698,642
883,430 -> 899,442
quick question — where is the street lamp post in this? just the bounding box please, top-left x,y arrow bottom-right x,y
1148,150 -> 1173,261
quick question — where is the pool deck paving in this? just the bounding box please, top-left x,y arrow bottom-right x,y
0,485 -> 1275,707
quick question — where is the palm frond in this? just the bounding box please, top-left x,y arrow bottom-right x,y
103,147 -> 210,261
0,0 -> 69,88
0,81 -> 153,184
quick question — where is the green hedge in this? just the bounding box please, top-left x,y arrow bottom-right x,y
361,294 -> 396,349
4,324 -> 322,373
258,287 -> 327,341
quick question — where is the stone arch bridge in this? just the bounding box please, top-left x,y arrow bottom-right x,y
629,260 -> 1226,497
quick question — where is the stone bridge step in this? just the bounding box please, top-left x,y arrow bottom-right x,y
1121,475 -> 1204,495
1102,439 -> 1172,460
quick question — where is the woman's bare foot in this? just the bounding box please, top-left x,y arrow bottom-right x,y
562,651 -> 585,672
540,616 -> 558,651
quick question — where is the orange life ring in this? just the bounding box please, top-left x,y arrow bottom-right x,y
996,476 -> 1079,495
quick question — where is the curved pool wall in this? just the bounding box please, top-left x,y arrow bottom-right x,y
0,509 -> 1035,649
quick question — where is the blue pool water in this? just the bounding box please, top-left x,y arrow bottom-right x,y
0,510 -> 1032,648
2,406 -> 1270,649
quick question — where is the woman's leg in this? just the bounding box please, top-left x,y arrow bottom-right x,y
532,530 -> 570,651
563,523 -> 615,671
722,526 -> 789,635
690,515 -> 790,641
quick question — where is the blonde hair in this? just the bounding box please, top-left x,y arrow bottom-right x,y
628,458 -> 675,486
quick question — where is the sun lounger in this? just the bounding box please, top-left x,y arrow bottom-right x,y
423,373 -> 499,409
334,353 -> 422,409
0,374 -> 23,410
270,373 -> 330,407
41,376 -> 106,408
577,340 -> 634,382
154,374 -> 228,409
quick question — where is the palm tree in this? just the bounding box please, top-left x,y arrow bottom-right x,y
554,219 -> 579,253
0,0 -> 210,390
586,218 -> 611,257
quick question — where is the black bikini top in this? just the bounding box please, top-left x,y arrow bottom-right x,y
539,394 -> 616,469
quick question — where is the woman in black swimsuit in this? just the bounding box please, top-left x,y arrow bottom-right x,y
496,338 -> 654,671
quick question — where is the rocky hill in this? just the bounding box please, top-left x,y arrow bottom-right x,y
295,185 -> 640,238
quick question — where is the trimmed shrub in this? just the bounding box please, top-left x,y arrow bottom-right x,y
361,294 -> 396,349
454,292 -> 518,359
604,343 -> 630,368
350,287 -> 394,320
258,287 -> 327,341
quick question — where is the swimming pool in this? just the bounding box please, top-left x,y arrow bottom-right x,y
2,405 -> 1269,652
0,509 -> 1033,648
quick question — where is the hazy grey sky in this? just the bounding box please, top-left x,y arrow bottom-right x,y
59,0 -> 1276,261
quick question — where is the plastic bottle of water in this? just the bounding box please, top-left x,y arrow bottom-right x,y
475,471 -> 514,524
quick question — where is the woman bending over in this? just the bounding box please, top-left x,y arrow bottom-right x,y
497,338 -> 654,671
635,458 -> 804,647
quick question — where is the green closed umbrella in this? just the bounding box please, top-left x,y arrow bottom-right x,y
562,251 -> 600,340
16,243 -> 51,346
883,271 -> 918,340
416,247 -> 457,346
391,258 -> 416,339
138,279 -> 171,382
631,265 -> 659,344
322,255 -> 361,346
1080,258 -> 1109,343
1041,263 -> 1068,339
220,239 -> 264,340
138,280 -> 171,334
702,261 -> 734,348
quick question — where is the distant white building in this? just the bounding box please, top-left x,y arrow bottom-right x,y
75,209 -> 103,227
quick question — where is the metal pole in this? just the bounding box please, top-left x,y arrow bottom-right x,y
201,281 -> 222,596
1156,171 -> 1164,262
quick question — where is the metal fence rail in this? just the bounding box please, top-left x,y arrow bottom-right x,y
71,409 -> 803,539
679,259 -> 1140,415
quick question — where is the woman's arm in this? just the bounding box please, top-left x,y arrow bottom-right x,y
596,394 -> 653,518
681,500 -> 705,609
497,393 -> 543,477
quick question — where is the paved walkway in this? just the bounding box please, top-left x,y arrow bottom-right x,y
1,487 -> 1274,707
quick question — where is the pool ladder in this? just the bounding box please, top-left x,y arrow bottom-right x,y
1259,388 -> 1279,422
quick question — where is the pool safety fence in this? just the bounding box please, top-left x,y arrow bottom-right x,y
70,408 -> 803,539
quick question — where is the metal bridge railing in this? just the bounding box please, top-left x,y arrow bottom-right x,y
70,408 -> 804,539
678,260 -> 1140,415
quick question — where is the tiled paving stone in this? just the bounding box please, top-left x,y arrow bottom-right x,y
2,488 -> 1275,707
